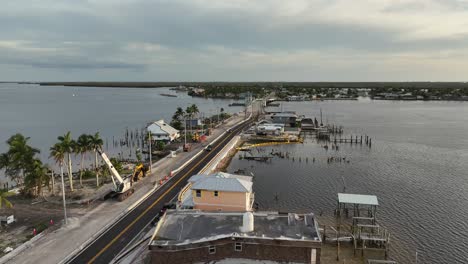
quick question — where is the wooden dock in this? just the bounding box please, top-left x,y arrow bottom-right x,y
330,135 -> 372,148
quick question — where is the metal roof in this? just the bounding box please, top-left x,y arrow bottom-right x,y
272,113 -> 298,118
147,119 -> 179,135
338,193 -> 379,206
190,172 -> 253,193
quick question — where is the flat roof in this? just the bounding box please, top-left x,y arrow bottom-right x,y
272,113 -> 298,117
338,193 -> 379,206
151,211 -> 321,246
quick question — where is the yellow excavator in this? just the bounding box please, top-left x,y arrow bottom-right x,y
131,163 -> 149,182
192,132 -> 200,142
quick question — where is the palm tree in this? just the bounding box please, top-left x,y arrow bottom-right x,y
190,104 -> 199,117
76,134 -> 91,186
50,143 -> 65,191
0,134 -> 40,186
57,132 -> 75,191
44,163 -> 55,195
0,189 -> 14,209
49,143 -> 68,223
173,107 -> 185,121
24,159 -> 49,196
89,132 -> 103,187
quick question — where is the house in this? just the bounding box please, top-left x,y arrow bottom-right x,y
185,118 -> 203,128
179,172 -> 254,212
149,210 -> 322,264
147,120 -> 180,142
255,123 -> 285,136
286,95 -> 307,101
301,117 -> 318,130
255,119 -> 273,126
271,112 -> 298,127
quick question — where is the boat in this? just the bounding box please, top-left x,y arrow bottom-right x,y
160,93 -> 177,97
229,102 -> 246,106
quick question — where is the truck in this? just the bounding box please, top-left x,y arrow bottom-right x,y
183,143 -> 192,152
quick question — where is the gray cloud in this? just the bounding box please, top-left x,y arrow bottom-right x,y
0,0 -> 468,81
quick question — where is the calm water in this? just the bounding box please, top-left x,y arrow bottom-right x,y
228,100 -> 468,264
0,83 -> 243,182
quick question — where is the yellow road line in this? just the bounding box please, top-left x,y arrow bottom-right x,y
87,123 -> 246,263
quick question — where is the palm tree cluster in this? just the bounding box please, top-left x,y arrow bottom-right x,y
0,133 -> 47,197
50,132 -> 104,191
0,131 -> 106,200
170,104 -> 200,131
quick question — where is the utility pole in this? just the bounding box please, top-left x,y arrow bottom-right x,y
184,115 -> 187,145
148,131 -> 152,173
60,164 -> 67,225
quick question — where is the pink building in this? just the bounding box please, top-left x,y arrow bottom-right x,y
180,172 -> 254,212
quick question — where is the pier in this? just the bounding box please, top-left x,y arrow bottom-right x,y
332,193 -> 391,259
329,135 -> 372,148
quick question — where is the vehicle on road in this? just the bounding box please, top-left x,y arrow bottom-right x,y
183,143 -> 192,152
205,144 -> 213,151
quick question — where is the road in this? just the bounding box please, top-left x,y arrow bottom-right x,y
67,117 -> 253,264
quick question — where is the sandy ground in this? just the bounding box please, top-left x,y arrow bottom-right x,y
0,111 -> 248,264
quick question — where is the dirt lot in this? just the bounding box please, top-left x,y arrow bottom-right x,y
0,177 -> 108,257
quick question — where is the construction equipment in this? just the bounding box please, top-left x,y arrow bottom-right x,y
98,149 -> 134,201
131,163 -> 149,182
192,132 -> 200,142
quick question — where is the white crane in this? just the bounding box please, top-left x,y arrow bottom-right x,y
98,149 -> 134,201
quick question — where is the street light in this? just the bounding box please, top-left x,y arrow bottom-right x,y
148,131 -> 152,173
184,115 -> 187,145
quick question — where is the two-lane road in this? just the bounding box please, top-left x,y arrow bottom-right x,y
67,118 -> 252,264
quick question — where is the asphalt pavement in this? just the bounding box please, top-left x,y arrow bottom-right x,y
67,118 -> 252,264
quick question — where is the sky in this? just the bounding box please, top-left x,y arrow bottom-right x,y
1,0 -> 468,82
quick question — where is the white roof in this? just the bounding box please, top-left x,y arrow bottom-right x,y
147,119 -> 179,135
190,172 -> 253,193
338,193 -> 379,206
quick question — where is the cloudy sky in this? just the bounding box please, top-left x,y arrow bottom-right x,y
1,0 -> 468,81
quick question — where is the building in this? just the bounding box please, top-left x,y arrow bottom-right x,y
179,172 -> 254,212
149,210 -> 322,264
185,118 -> 203,128
147,120 -> 180,142
301,117 -> 318,130
271,113 -> 298,127
255,123 -> 285,136
286,95 -> 307,101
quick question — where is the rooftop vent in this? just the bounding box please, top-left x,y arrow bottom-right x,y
241,212 -> 254,233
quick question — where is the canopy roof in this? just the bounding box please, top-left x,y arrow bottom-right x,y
338,193 -> 379,206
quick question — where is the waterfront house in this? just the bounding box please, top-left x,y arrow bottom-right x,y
185,118 -> 203,128
271,112 -> 298,127
301,117 -> 317,130
179,172 -> 254,212
255,123 -> 285,136
147,120 -> 180,142
149,210 -> 322,264
286,95 -> 307,101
